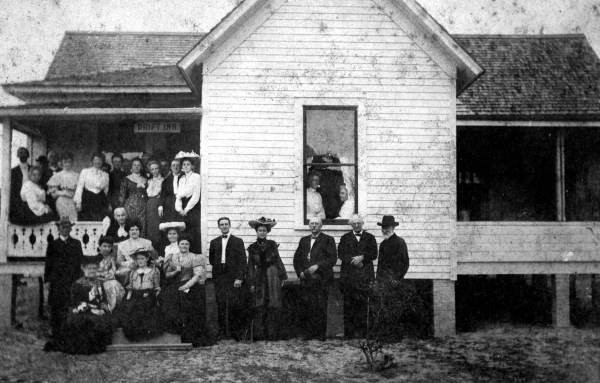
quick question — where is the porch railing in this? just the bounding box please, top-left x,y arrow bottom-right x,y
7,221 -> 104,259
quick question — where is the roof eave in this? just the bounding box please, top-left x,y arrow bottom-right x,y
3,84 -> 193,97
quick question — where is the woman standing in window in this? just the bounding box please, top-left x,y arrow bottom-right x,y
145,161 -> 164,249
47,152 -> 79,222
120,158 -> 147,234
74,153 -> 109,221
174,151 -> 201,253
306,172 -> 326,220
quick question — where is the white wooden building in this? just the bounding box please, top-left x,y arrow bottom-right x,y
1,0 -> 600,336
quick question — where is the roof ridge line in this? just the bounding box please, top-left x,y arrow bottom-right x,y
63,30 -> 206,36
452,33 -> 586,39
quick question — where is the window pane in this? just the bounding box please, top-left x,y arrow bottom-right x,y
304,107 -> 357,222
457,126 -> 556,221
304,108 -> 355,163
565,128 -> 600,221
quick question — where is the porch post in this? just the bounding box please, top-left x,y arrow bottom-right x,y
552,274 -> 571,328
555,128 -> 566,221
0,118 -> 12,327
433,279 -> 456,337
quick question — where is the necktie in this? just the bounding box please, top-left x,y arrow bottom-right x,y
222,235 -> 228,239
354,232 -> 361,236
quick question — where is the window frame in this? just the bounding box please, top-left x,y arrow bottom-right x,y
302,105 -> 359,226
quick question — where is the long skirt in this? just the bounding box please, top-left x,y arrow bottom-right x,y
181,197 -> 201,253
124,195 -> 146,235
179,283 -> 213,346
55,195 -> 77,222
146,196 -> 161,249
103,279 -> 125,312
161,194 -> 178,223
159,277 -> 181,333
80,189 -> 108,221
119,289 -> 161,341
59,311 -> 113,354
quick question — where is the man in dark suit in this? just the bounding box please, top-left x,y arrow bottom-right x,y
293,216 -> 337,339
9,147 -> 30,224
109,153 -> 125,209
209,217 -> 247,339
43,216 -> 83,351
338,214 -> 377,338
375,215 -> 409,286
158,159 -> 181,224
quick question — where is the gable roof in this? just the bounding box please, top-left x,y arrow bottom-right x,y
177,0 -> 483,94
455,34 -> 600,120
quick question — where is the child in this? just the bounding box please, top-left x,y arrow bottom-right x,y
59,256 -> 113,354
158,227 -> 182,333
97,235 -> 125,312
120,249 -> 162,341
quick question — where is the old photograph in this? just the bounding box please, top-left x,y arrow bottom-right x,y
0,0 -> 599,381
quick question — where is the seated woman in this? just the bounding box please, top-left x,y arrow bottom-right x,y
97,236 -> 125,312
174,152 -> 201,253
47,152 -> 79,222
119,249 -> 161,341
336,184 -> 355,220
20,166 -> 55,225
306,171 -> 325,220
247,217 -> 287,340
161,234 -> 212,346
74,152 -> 109,221
59,256 -> 113,355
102,207 -> 129,244
115,219 -> 155,284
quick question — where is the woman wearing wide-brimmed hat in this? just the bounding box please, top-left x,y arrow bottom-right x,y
173,151 -> 201,253
246,217 -> 287,340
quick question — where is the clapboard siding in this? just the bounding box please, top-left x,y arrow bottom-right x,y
457,223 -> 600,272
201,0 -> 456,280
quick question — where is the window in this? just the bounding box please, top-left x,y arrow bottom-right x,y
303,106 -> 358,224
457,126 -> 556,221
565,127 -> 600,221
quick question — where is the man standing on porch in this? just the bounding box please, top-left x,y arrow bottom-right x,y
9,147 -> 30,224
209,217 -> 247,339
43,216 -> 83,351
338,214 -> 377,338
293,216 -> 337,340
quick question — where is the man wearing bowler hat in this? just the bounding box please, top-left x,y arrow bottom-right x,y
376,215 -> 409,286
43,216 -> 84,351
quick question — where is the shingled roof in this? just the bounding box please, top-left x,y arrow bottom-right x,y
46,31 -> 204,79
455,34 -> 600,120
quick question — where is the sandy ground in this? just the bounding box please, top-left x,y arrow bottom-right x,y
1,321 -> 599,383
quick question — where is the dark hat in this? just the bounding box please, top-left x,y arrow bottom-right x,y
377,215 -> 400,227
36,155 -> 48,164
81,255 -> 101,266
248,217 -> 277,231
55,216 -> 75,227
133,248 -> 151,258
98,235 -> 114,246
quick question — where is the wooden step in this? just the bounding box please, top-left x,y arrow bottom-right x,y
107,328 -> 192,351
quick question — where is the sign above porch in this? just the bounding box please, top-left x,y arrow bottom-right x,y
133,122 -> 181,134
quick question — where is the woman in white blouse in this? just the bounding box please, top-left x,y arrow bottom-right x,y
174,151 -> 201,253
306,172 -> 326,220
74,152 -> 109,221
115,218 -> 155,285
47,152 -> 79,222
20,166 -> 55,224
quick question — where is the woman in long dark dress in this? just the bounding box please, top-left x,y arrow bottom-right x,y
119,249 -> 161,341
174,152 -> 201,253
59,256 -> 113,354
161,234 -> 212,346
74,152 -> 110,221
247,217 -> 287,340
145,161 -> 164,249
120,158 -> 147,234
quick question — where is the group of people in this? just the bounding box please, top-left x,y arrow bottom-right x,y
9,147 -> 202,252
42,210 -> 409,354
